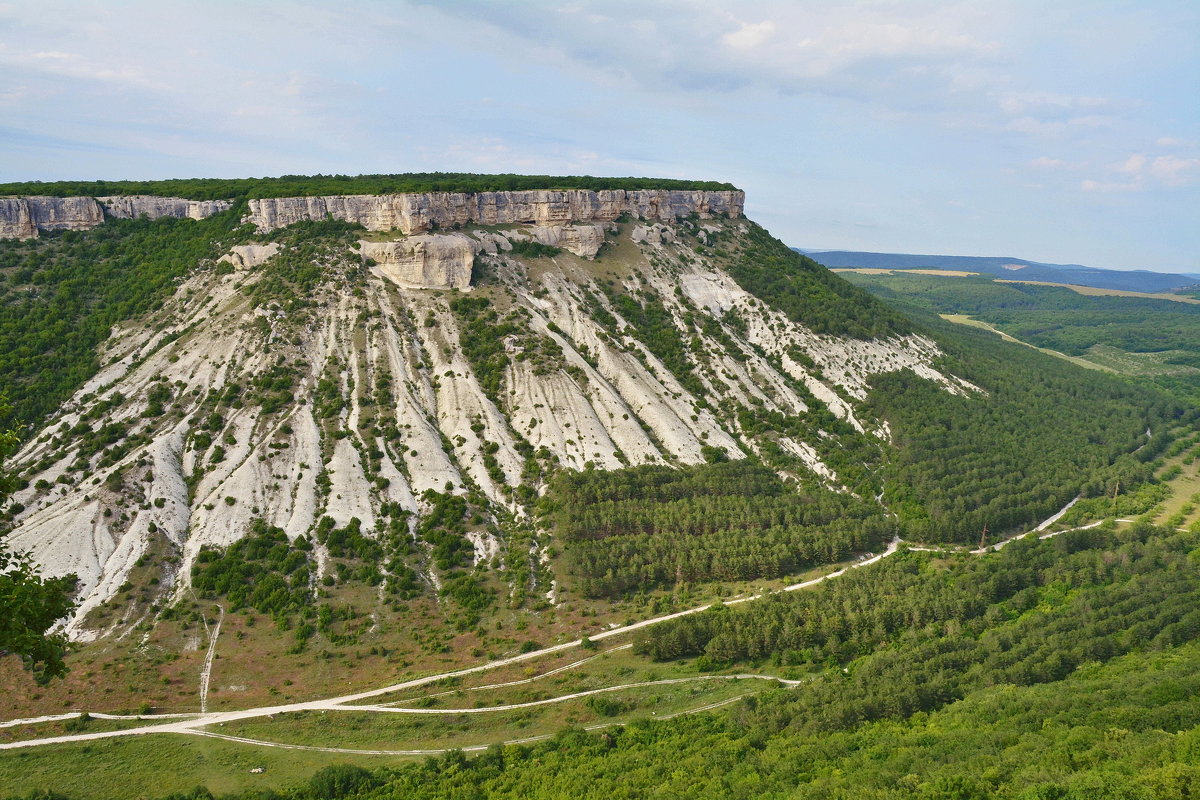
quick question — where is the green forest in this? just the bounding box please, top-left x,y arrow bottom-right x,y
0,173 -> 737,201
542,460 -> 894,596
863,315 -> 1186,542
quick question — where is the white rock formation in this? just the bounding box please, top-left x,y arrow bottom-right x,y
360,233 -> 477,290
513,223 -> 607,258
99,195 -> 232,221
631,223 -> 676,245
218,242 -> 281,269
0,195 -> 231,239
245,189 -> 744,234
6,213 -> 974,636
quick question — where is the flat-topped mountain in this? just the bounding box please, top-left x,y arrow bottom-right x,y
0,178 -> 1174,729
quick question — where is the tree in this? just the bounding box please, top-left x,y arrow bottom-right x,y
0,397 -> 77,683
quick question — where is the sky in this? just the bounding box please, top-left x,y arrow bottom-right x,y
1,1 -> 1197,272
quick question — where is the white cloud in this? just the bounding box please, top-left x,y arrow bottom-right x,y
1081,179 -> 1139,193
722,20 -> 777,51
1082,151 -> 1200,192
1148,154 -> 1200,185
1118,153 -> 1147,174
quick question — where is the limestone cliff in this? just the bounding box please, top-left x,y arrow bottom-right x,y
0,195 -> 231,239
359,234 -> 477,290
246,189 -> 743,234
99,195 -> 232,221
0,196 -> 104,238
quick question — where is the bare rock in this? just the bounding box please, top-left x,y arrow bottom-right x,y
631,223 -> 676,245
518,223 -> 607,258
218,242 -> 280,269
0,196 -> 105,239
0,195 -> 231,239
100,196 -> 232,221
246,189 -> 744,234
360,233 -> 478,290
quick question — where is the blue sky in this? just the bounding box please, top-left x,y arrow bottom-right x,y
1,1 -> 1197,272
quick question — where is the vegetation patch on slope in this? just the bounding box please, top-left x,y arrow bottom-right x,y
542,459 -> 894,597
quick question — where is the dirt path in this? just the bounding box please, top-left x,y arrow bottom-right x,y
351,674 -> 798,715
198,607 -> 223,713
367,644 -> 635,708
180,693 -> 751,757
0,542 -> 897,751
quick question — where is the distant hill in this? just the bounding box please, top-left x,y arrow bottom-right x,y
797,248 -> 1200,294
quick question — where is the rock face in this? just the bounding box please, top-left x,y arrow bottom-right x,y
99,196 -> 232,221
0,196 -> 104,238
218,242 -> 281,269
360,234 -> 477,290
631,223 -> 677,246
0,195 -> 231,239
519,223 -> 607,258
5,214 -> 973,636
246,189 -> 744,234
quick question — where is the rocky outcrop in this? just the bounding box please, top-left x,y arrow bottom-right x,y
631,223 -> 677,246
218,242 -> 280,269
0,195 -> 231,239
516,223 -> 607,258
0,198 -> 36,239
99,196 -> 232,221
360,234 -> 477,290
0,196 -> 104,238
246,189 -> 744,234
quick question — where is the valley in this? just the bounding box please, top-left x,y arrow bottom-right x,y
0,177 -> 1196,800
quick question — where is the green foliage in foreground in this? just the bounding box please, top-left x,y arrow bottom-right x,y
0,173 -> 737,201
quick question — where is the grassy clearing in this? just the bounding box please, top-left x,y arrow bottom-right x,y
374,644 -> 777,711
938,314 -> 1111,372
831,268 -> 979,277
1153,443 -> 1200,529
214,678 -> 766,752
994,279 -> 1200,305
1080,343 -> 1200,377
0,733 -> 411,800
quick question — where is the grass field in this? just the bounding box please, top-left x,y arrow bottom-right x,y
215,678 -> 766,752
831,268 -> 979,277
994,279 -> 1200,305
0,733 -> 412,800
938,314 -> 1112,372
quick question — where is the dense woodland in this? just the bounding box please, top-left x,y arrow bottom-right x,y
862,315 -> 1186,542
0,173 -> 737,201
543,461 -> 893,596
727,224 -> 913,340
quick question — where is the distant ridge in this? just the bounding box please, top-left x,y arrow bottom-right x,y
797,248 -> 1199,294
